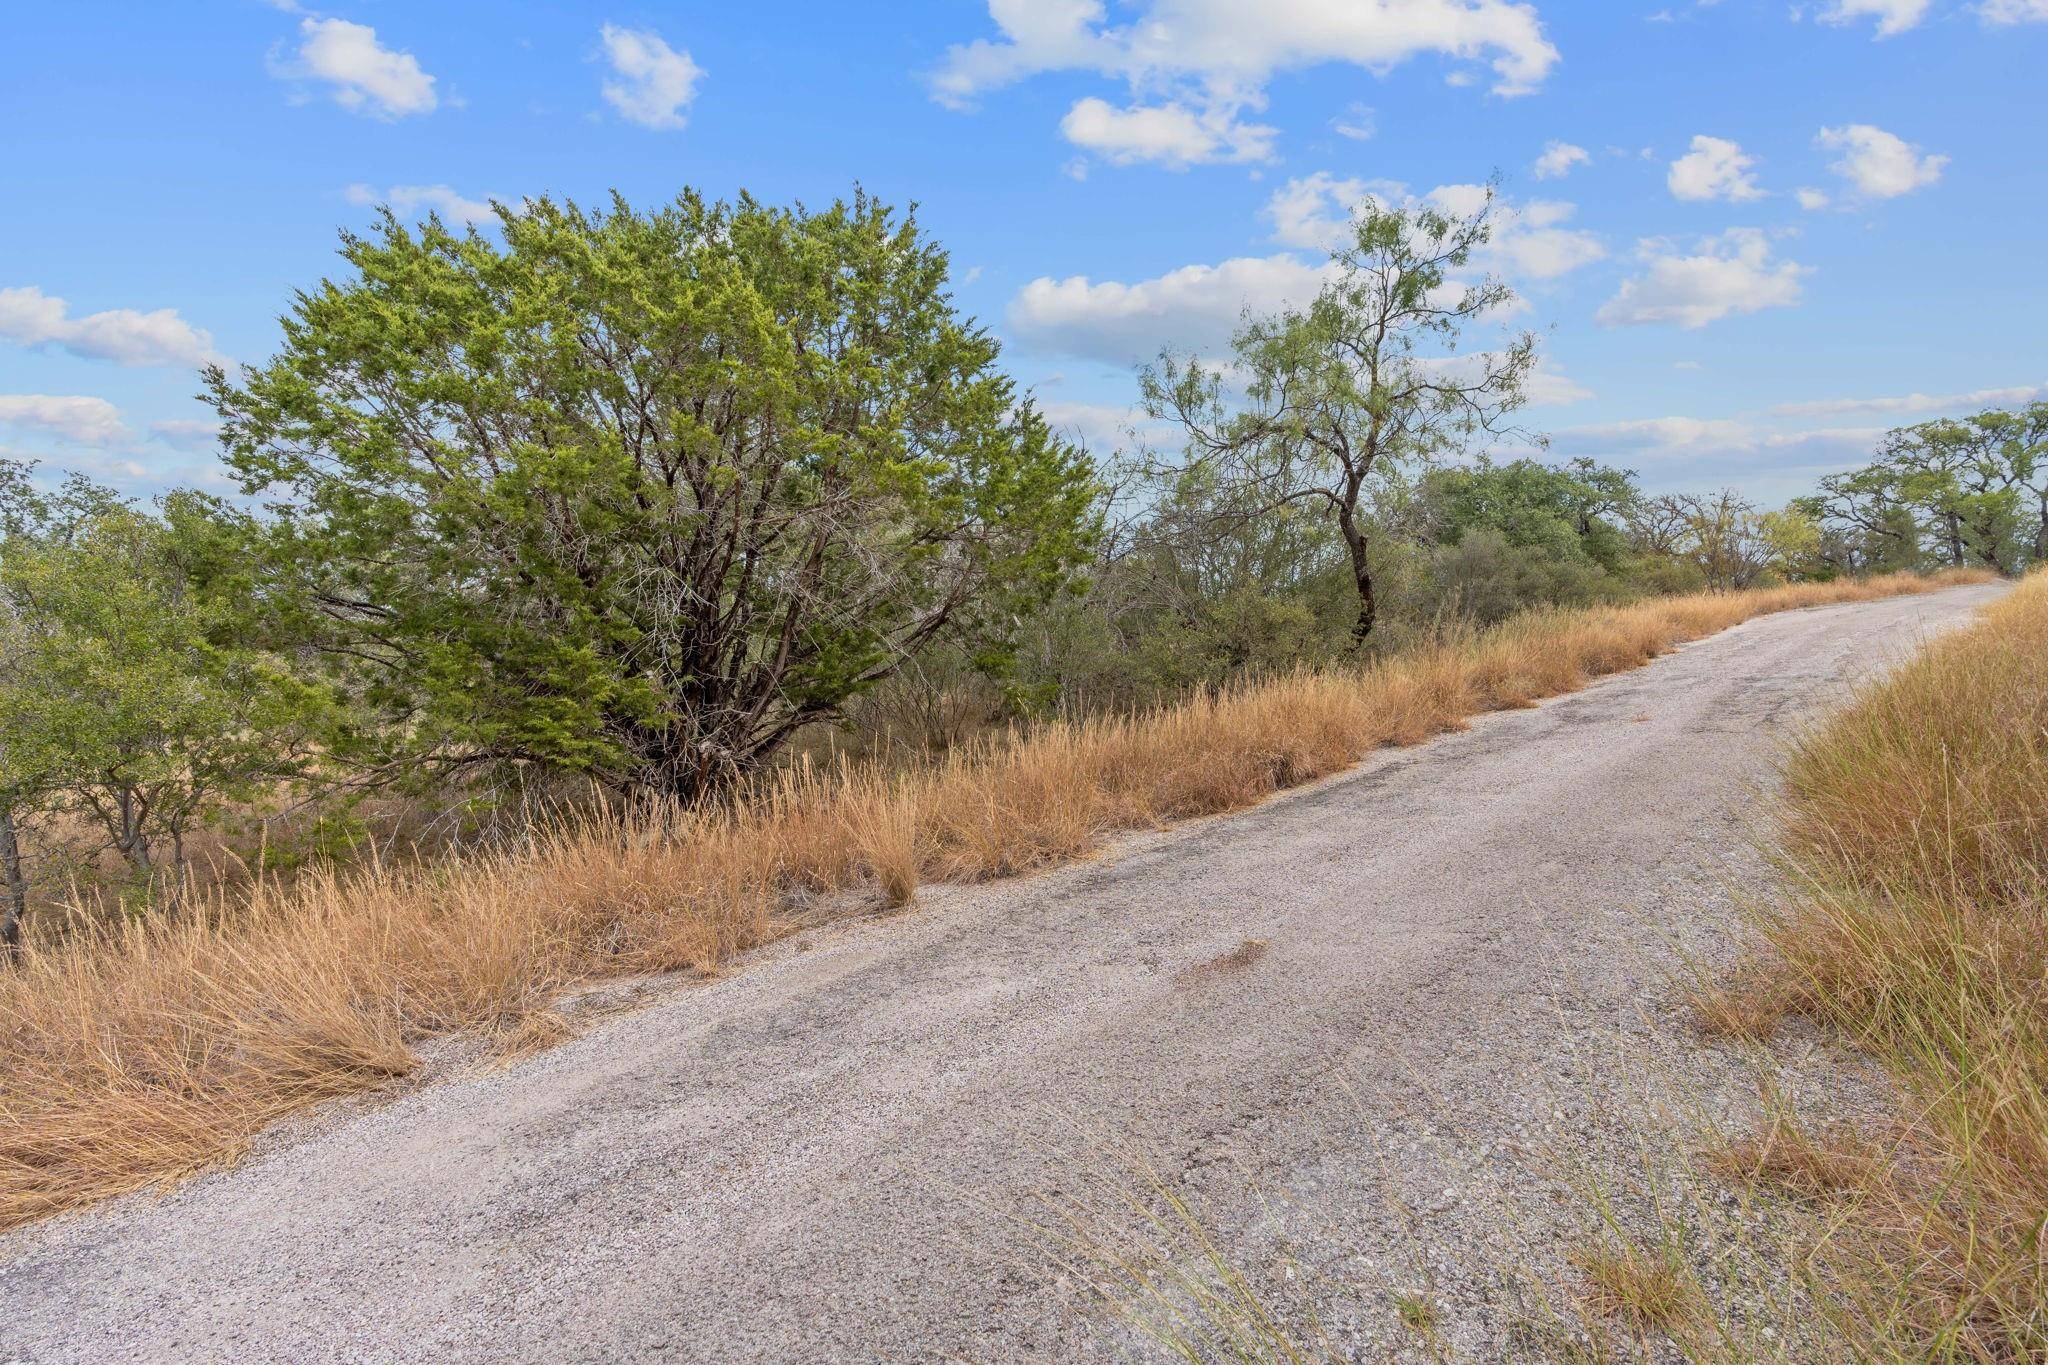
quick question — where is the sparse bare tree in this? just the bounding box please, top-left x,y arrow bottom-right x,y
1626,494 -> 1694,559
1141,191 -> 1537,642
1674,489 -> 1771,590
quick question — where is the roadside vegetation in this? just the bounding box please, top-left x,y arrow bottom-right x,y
0,570 -> 1987,1229
0,182 -> 2039,1229
1711,567 -> 2048,1358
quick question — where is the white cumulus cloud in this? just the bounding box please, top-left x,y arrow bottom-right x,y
1815,0 -> 1932,36
1815,123 -> 1946,199
1034,398 -> 1170,453
1552,416 -> 1889,472
1770,381 -> 2047,418
1524,358 -> 1594,406
1489,198 -> 1608,280
1008,254 -> 1336,366
1667,135 -> 1764,202
0,286 -> 224,369
276,17 -> 438,119
1262,175 -> 1605,282
0,394 -> 132,446
1009,182 -> 1596,371
932,0 -> 1560,169
1560,415 -> 1756,453
1596,229 -> 1809,330
1532,140 -> 1589,180
1263,172 -> 1397,250
1059,96 -> 1275,167
345,183 -> 499,225
1980,0 -> 2048,21
1422,351 -> 1593,406
599,24 -> 703,130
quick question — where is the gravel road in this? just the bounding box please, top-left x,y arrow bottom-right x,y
0,582 -> 2006,1363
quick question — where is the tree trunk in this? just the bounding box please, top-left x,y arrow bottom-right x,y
2036,490 -> 2047,566
0,805 -> 27,956
114,787 -> 151,875
1338,508 -> 1377,642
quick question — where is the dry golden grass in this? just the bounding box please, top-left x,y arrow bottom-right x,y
1726,567 -> 2048,1360
0,569 -> 1988,1233
1687,965 -> 1795,1044
1703,1112 -> 1887,1202
1570,1235 -> 1703,1337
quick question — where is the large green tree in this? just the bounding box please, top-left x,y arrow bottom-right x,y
1978,400 -> 2048,565
209,191 -> 1098,800
1883,417 -> 2026,573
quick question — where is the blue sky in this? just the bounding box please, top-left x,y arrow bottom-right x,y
2,0 -> 2043,503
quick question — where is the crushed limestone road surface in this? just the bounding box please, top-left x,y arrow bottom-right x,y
0,582 -> 2007,1362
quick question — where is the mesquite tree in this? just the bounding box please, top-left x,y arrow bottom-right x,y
1142,192 -> 1535,642
209,191 -> 1098,800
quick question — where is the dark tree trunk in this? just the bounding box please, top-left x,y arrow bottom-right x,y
113,788 -> 151,875
0,806 -> 27,956
1338,507 -> 1377,643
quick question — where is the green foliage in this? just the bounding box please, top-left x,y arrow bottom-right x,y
1759,504 -> 1826,580
208,190 -> 1099,799
1808,402 -> 2046,575
1917,414 -> 2033,569
0,464 -> 329,901
1409,529 -> 1627,626
2,179 -> 2041,942
1141,188 -> 1537,641
1806,466 -> 1921,574
1418,456 -> 1638,571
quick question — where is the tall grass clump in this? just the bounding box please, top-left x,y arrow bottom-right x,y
1737,569 -> 2048,1358
0,570 -> 1986,1232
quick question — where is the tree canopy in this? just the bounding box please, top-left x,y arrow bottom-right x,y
0,465 -> 326,931
1419,456 -> 1636,571
1141,189 -> 1536,642
1805,401 -> 2047,575
209,191 -> 1099,800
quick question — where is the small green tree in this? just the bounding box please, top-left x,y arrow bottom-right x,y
0,465 -> 328,914
1142,191 -> 1537,642
1759,503 -> 1826,580
208,191 -> 1099,800
1674,489 -> 1771,590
